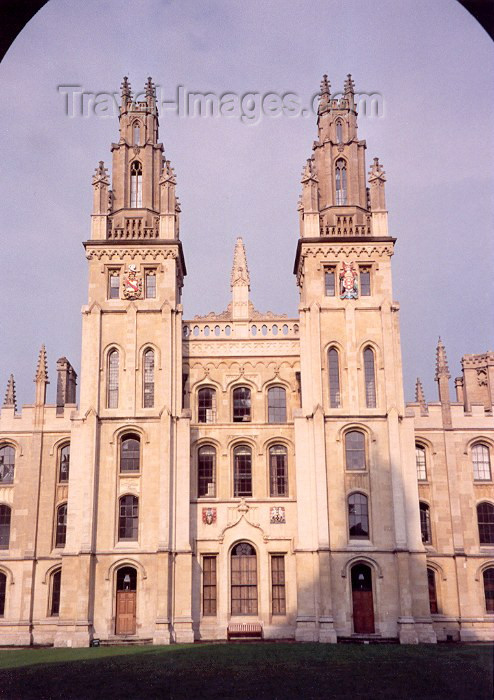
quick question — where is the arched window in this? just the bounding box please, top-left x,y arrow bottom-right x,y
348,493 -> 369,539
0,445 -> 15,484
50,569 -> 61,617
107,349 -> 119,408
133,121 -> 140,146
363,347 -> 376,408
416,444 -> 427,481
477,502 -> 494,545
130,161 -> 142,208
0,506 -> 11,549
198,387 -> 217,423
335,158 -> 347,205
231,542 -> 257,615
0,572 -> 6,616
233,445 -> 252,497
345,430 -> 366,471
328,348 -> 341,408
473,444 -> 491,481
267,387 -> 287,423
55,504 -> 67,548
483,568 -> 494,613
198,445 -> 216,497
119,495 -> 138,541
336,120 -> 343,143
427,568 -> 438,614
420,502 -> 432,544
120,434 -> 140,473
143,348 -> 155,408
269,445 -> 288,497
233,387 -> 251,422
59,444 -> 70,483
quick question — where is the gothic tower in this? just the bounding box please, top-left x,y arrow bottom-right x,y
55,78 -> 191,646
293,75 -> 436,643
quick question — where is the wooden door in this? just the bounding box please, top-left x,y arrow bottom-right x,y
116,591 -> 136,635
351,564 -> 375,634
352,590 -> 375,633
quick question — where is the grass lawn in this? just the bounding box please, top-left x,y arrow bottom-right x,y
0,642 -> 492,699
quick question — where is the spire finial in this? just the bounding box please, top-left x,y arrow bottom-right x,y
35,344 -> 48,383
435,337 -> 450,380
415,377 -> 426,407
145,76 -> 155,98
230,237 -> 250,289
3,374 -> 16,411
318,73 -> 331,115
344,73 -> 355,95
121,76 -> 131,101
92,160 -> 109,185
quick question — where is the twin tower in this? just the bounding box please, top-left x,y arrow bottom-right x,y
0,75 -> 442,646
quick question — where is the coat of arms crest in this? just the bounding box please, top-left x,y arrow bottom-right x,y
123,264 -> 143,300
339,262 -> 358,299
202,507 -> 217,525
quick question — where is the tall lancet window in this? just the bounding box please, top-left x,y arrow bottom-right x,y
336,120 -> 343,143
143,348 -> 155,408
130,161 -> 142,208
107,349 -> 119,409
335,159 -> 347,205
133,122 -> 140,146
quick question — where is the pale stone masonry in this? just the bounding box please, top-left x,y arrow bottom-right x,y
0,76 -> 492,646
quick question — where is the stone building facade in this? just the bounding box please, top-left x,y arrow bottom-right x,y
0,76 -> 492,646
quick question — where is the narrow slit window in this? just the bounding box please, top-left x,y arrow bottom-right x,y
335,159 -> 347,205
234,446 -> 252,497
145,271 -> 156,299
55,504 -> 67,548
271,555 -> 286,615
0,506 -> 11,549
269,445 -> 288,497
363,347 -> 376,408
130,161 -> 142,208
59,444 -> 70,483
50,569 -> 62,617
328,348 -> 341,408
416,445 -> 427,481
198,445 -> 216,498
107,350 -> 119,409
360,267 -> 371,296
420,502 -> 432,544
336,120 -> 343,143
203,556 -> 217,616
324,267 -> 336,296
143,349 -> 155,408
108,270 -> 120,299
133,122 -> 140,146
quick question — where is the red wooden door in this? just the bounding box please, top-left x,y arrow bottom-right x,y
352,590 -> 375,633
116,591 -> 136,635
351,564 -> 375,634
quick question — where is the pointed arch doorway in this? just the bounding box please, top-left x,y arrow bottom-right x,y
351,564 -> 375,634
115,566 -> 137,635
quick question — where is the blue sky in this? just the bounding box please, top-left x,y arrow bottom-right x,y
0,0 -> 493,407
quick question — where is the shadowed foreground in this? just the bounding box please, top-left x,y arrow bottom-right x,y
0,643 -> 492,699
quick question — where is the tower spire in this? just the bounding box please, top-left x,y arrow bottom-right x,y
415,377 -> 427,414
34,344 -> 49,423
145,76 -> 156,109
3,374 -> 16,411
435,337 -> 452,425
121,76 -> 131,107
230,237 -> 250,322
318,74 -> 331,114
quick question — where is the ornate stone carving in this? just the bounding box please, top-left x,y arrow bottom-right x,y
270,507 -> 286,524
122,264 -> 143,300
339,262 -> 358,299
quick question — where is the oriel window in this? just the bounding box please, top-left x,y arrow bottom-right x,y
130,161 -> 142,208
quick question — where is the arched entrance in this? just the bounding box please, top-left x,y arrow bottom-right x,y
115,566 -> 137,635
231,542 -> 258,615
351,563 -> 375,634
